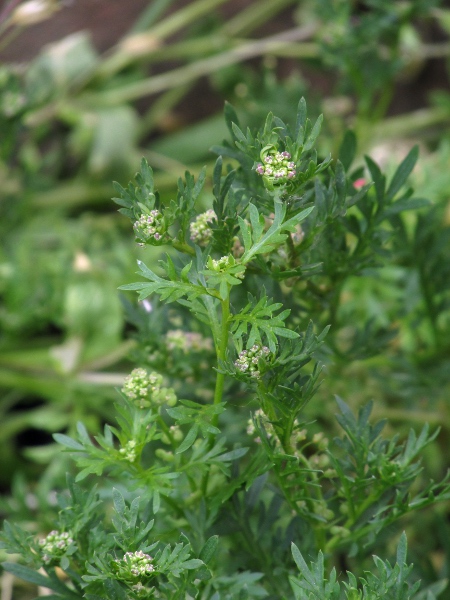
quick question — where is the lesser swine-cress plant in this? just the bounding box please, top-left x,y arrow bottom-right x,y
2,99 -> 449,600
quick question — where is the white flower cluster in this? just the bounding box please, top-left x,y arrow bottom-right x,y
119,440 -> 137,462
210,255 -> 230,271
166,330 -> 213,353
246,408 -> 279,448
122,368 -> 177,409
256,151 -> 296,185
39,530 -> 73,564
121,550 -> 155,577
234,344 -> 270,379
190,209 -> 216,246
133,210 -> 165,244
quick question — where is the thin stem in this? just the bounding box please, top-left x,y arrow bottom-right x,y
172,241 -> 196,256
224,0 -> 297,37
201,295 -> 230,496
86,27 -> 319,106
212,297 -> 230,418
97,0 -> 231,80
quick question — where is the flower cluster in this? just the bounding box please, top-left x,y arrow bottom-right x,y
210,255 -> 233,272
122,368 -> 177,409
166,330 -> 213,353
247,409 -> 282,450
133,210 -> 166,244
114,551 -> 155,581
119,440 -> 138,462
234,344 -> 271,379
256,150 -> 296,186
209,255 -> 245,277
161,424 -> 184,445
190,209 -> 216,246
39,530 -> 74,565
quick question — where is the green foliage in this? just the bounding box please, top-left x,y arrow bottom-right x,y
1,2 -> 450,597
290,534 -> 425,600
2,96 -> 449,600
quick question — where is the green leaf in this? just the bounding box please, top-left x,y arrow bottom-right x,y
379,197 -> 430,220
112,488 -> 126,517
53,434 -> 85,451
295,97 -> 307,145
2,564 -> 77,597
365,155 -> 385,203
303,114 -> 323,152
385,145 -> 419,201
181,559 -> 204,569
290,544 -> 316,587
339,130 -> 357,170
224,101 -> 240,137
119,260 -> 209,303
241,202 -> 314,264
199,536 -> 219,564
396,532 -> 407,568
176,425 -> 199,454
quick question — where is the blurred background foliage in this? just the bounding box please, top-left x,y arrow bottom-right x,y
0,0 -> 450,594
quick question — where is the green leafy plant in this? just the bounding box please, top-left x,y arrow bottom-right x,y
2,98 -> 449,600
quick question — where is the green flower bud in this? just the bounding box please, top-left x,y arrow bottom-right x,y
155,448 -> 175,462
39,530 -> 74,565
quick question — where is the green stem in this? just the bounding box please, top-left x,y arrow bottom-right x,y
97,0 -> 231,79
224,0 -> 298,37
201,296 -> 230,496
212,297 -> 230,421
171,241 -> 196,256
85,28 -> 319,106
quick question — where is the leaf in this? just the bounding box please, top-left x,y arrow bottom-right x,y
2,564 -> 77,598
176,425 -> 199,454
295,97 -> 307,144
290,544 -> 316,587
339,130 -> 357,170
334,160 -> 347,204
214,447 -> 248,462
379,197 -> 430,220
396,531 -> 408,568
181,559 -> 204,569
231,122 -> 247,144
52,434 -> 85,451
199,536 -> 219,564
385,145 -> 419,201
112,488 -> 126,517
119,260 -> 209,303
241,202 -> 314,264
224,101 -> 240,137
303,115 -> 323,152
365,155 -> 385,203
